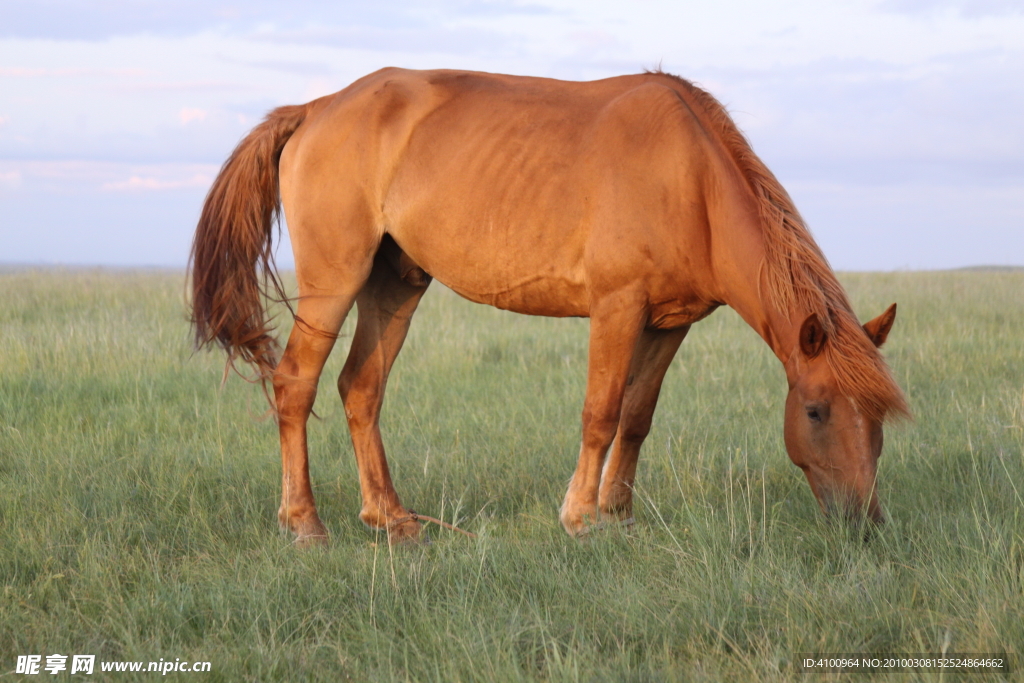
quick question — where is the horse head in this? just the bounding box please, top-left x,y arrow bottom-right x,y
783,304 -> 899,525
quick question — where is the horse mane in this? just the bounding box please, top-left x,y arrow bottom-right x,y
649,70 -> 910,422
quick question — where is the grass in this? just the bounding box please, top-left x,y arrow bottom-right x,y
0,268 -> 1022,681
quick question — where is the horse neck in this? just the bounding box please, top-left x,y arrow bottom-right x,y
706,194 -> 807,378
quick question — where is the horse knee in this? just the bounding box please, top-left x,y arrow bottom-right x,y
581,408 -> 620,450
274,365 -> 318,419
619,418 -> 652,445
336,366 -> 356,399
337,373 -> 382,431
337,355 -> 384,398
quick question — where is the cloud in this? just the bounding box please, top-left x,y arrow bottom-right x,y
179,108 -> 208,125
1,1 -> 254,40
302,79 -> 337,102
0,66 -> 149,80
0,0 -> 549,41
1,1 -> 1021,268
101,173 -> 213,191
0,170 -> 22,188
254,24 -> 518,56
790,179 -> 1024,269
230,59 -> 337,76
106,80 -> 245,93
880,0 -> 1023,18
0,161 -> 219,192
696,49 -> 1024,187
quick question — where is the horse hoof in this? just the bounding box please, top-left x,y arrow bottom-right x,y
386,519 -> 425,545
561,516 -> 597,539
559,500 -> 597,536
615,515 -> 636,529
568,515 -> 636,540
280,510 -> 329,548
599,508 -> 636,527
292,532 -> 329,548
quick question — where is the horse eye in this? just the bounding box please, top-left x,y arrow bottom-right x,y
807,409 -> 822,423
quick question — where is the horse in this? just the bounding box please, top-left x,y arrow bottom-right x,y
190,68 -> 909,546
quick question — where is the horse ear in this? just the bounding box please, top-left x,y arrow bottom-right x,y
799,313 -> 827,359
863,303 -> 897,348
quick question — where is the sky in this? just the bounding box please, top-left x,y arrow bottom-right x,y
1,0 -> 1021,270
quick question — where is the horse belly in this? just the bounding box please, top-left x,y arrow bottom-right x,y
389,219 -> 590,317
451,270 -> 590,318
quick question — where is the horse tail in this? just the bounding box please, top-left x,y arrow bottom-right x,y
189,103 -> 309,379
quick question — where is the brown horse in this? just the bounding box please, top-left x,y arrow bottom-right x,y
190,68 -> 909,546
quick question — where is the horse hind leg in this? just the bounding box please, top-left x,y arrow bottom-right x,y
274,283 -> 365,547
338,242 -> 430,543
598,326 -> 688,525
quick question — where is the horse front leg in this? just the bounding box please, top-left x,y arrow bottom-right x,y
559,296 -> 647,536
598,326 -> 689,525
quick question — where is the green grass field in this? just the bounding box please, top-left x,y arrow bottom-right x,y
1,268 -> 1022,681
